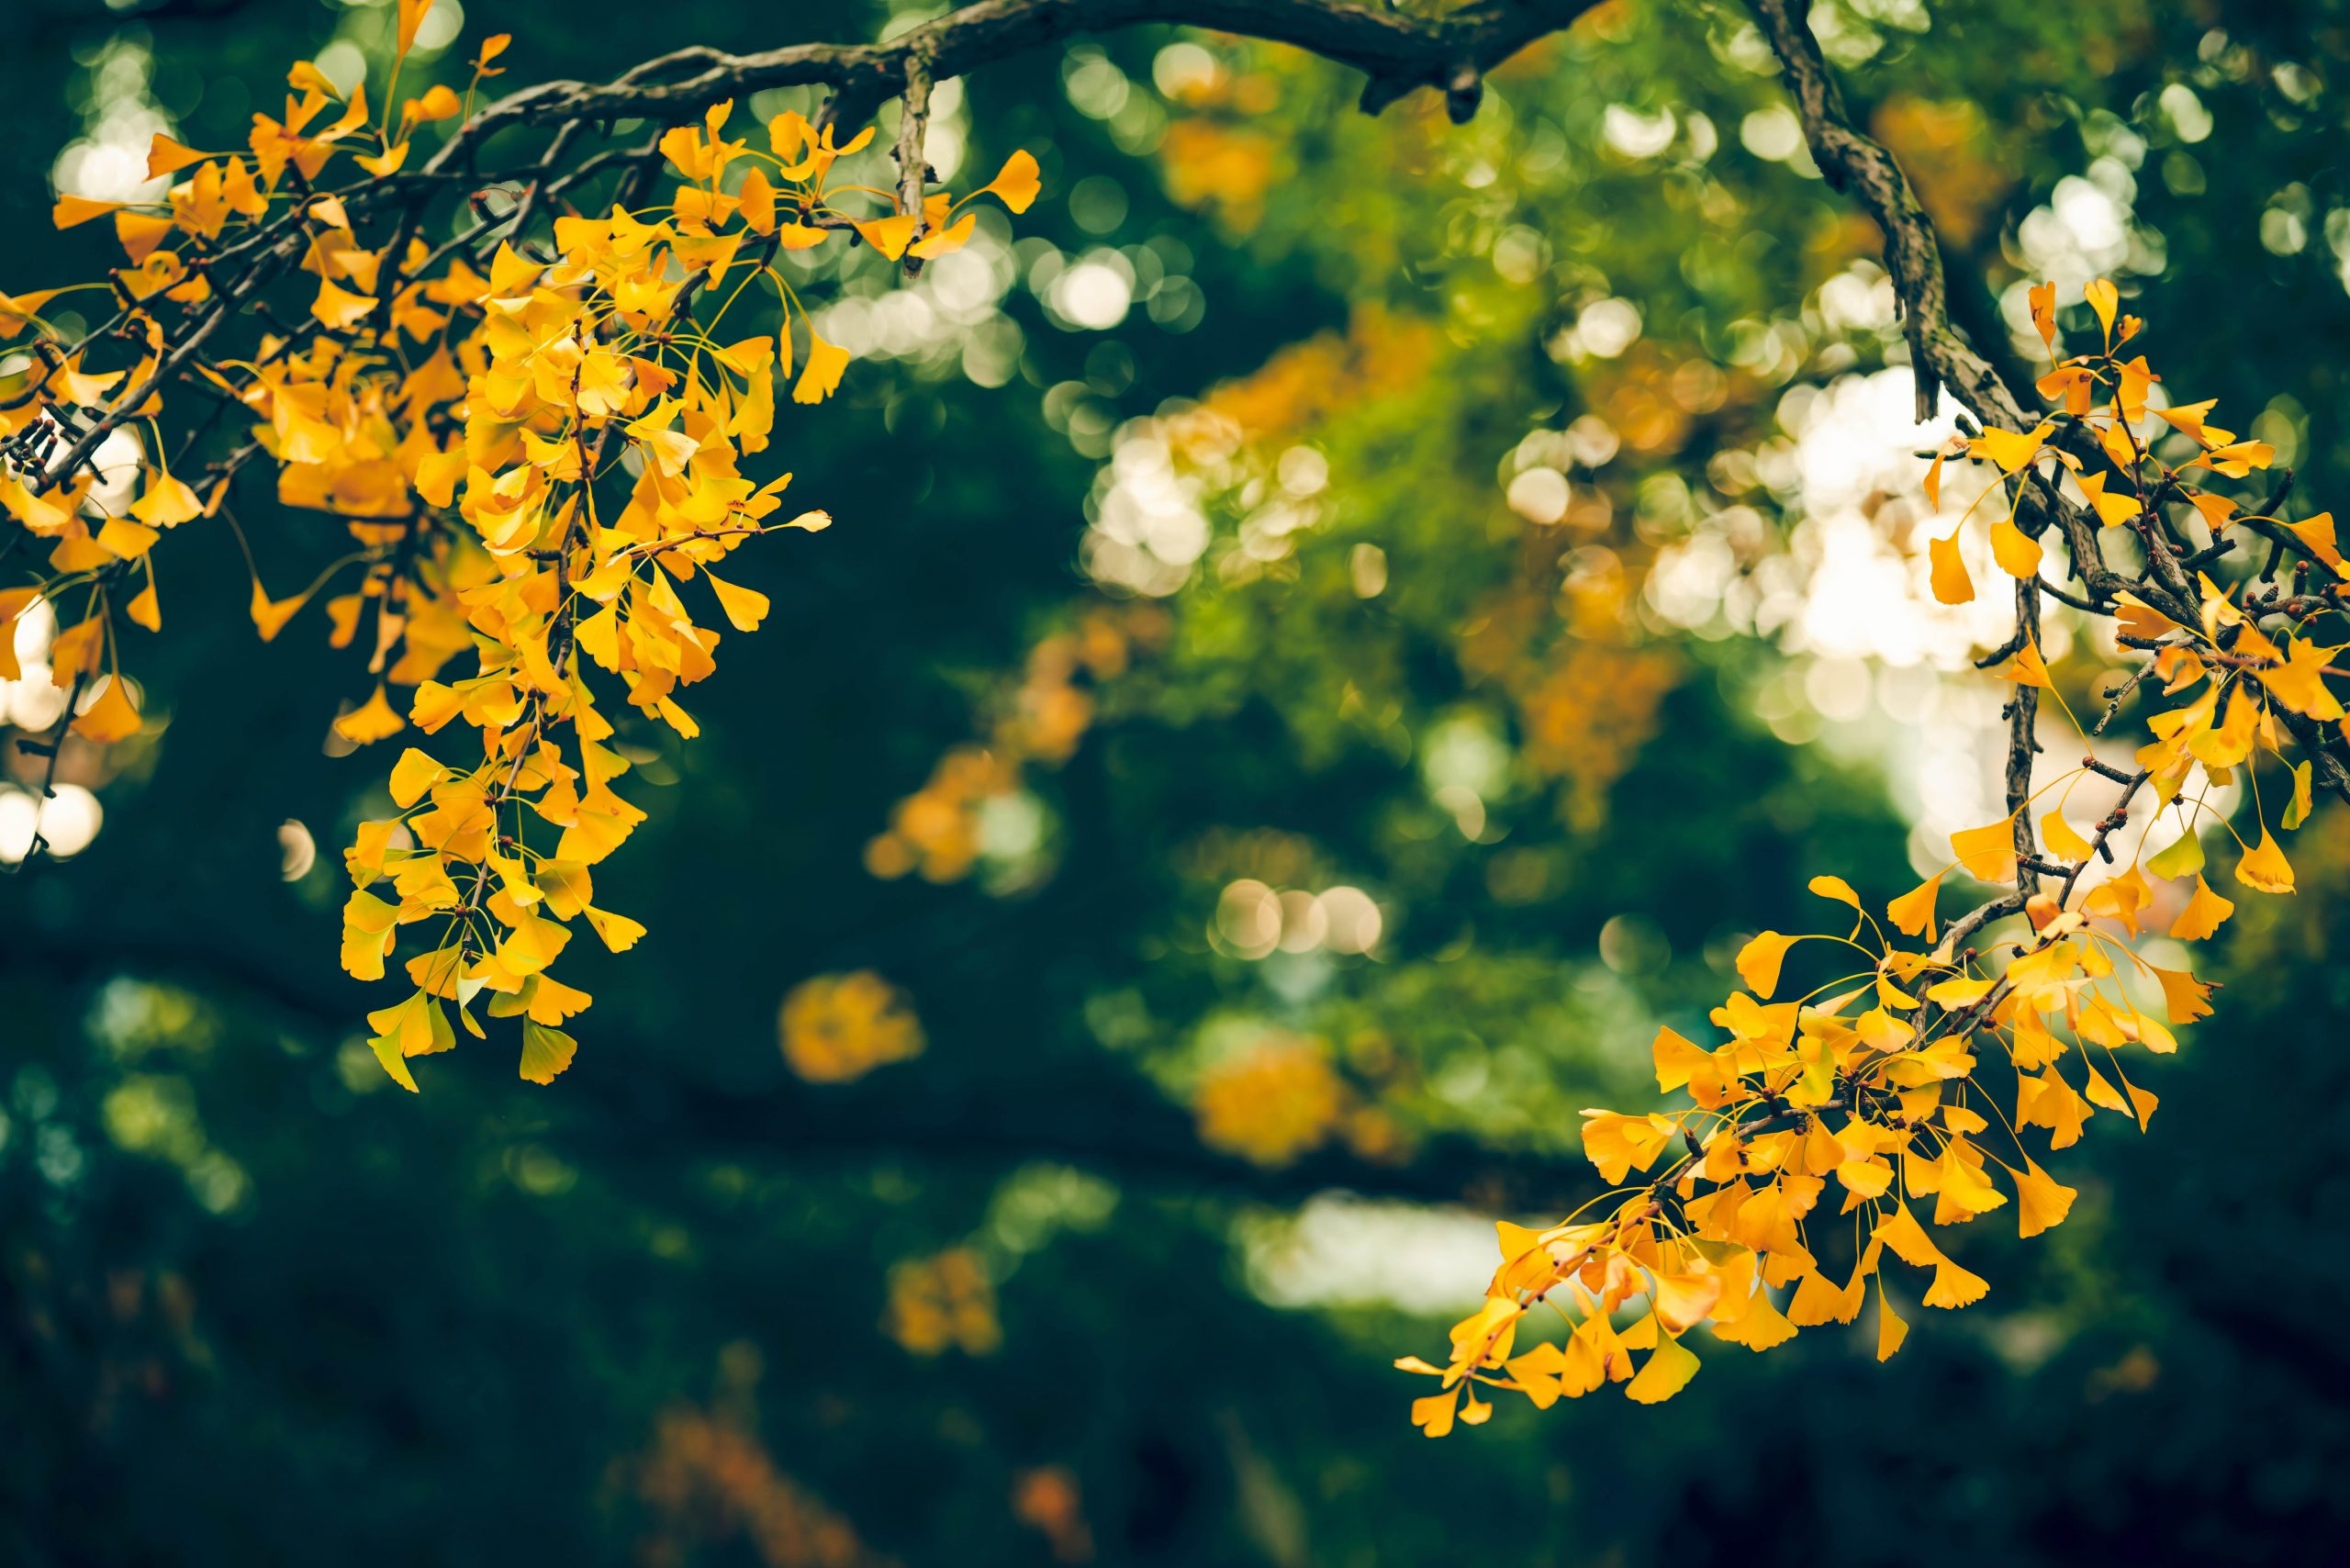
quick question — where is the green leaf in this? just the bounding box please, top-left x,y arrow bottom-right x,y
2145,827 -> 2205,881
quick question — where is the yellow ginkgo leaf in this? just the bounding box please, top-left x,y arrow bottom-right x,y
354,141 -> 410,178
582,903 -> 647,953
396,0 -> 432,57
115,210 -> 177,265
126,574 -> 161,633
2235,826 -> 2296,894
71,674 -> 141,744
2040,808 -> 2093,862
312,277 -> 376,330
1875,1289 -> 1908,1361
519,1018 -> 578,1084
1735,930 -> 1796,999
979,149 -> 1041,213
146,133 -> 213,179
1950,818 -> 2020,884
1970,421 -> 2053,475
2010,1159 -> 2078,1238
1807,874 -> 1861,910
910,212 -> 978,259
1650,1271 -> 1725,1334
250,581 -> 307,642
131,471 -> 204,527
333,684 -> 407,745
2075,469 -> 2143,529
369,1035 -> 420,1092
2169,874 -> 2235,939
2254,638 -> 2345,721
95,518 -> 160,559
704,570 -> 769,633
2284,760 -> 2314,831
1409,1388 -> 1459,1439
2149,963 -> 2213,1025
2084,276 -> 2119,338
1922,1256 -> 1990,1309
1711,1289 -> 1797,1351
854,213 -> 919,260
1886,871 -> 1944,940
52,194 -> 124,229
1925,973 -> 1995,1006
1929,530 -> 1973,605
1623,1325 -> 1700,1405
737,168 -> 776,234
792,332 -> 850,404
1651,1026 -> 1714,1096
1989,520 -> 2042,579
2282,511 -> 2344,573
2027,280 -> 2055,349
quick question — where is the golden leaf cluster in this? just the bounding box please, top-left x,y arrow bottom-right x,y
1,18 -> 1035,1088
1402,281 -> 2345,1428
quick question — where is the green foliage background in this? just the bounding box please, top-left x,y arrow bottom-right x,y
5,0 -> 2350,1562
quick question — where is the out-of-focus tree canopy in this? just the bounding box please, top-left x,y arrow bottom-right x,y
6,1 -> 2350,1563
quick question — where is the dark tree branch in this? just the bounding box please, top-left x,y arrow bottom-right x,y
1747,0 -> 2134,621
892,50 -> 935,274
429,0 -> 1602,177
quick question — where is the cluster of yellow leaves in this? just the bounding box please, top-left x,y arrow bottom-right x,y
1191,1033 -> 1404,1169
2,17 -> 1037,1088
1926,278 -> 2336,928
1400,874 -> 2159,1433
1404,282 -> 2344,1432
1514,640 -> 1681,832
1922,277 -> 2289,613
883,1247 -> 1002,1357
778,969 -> 926,1084
865,605 -> 1164,883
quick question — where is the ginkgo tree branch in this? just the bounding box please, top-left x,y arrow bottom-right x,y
893,52 -> 935,269
432,0 -> 1602,172
1748,0 -> 2065,923
1746,0 -> 2010,427
12,2 -> 2344,1434
1746,0 -> 2350,889
1744,0 -> 2124,585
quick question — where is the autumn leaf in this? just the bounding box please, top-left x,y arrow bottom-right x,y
1735,930 -> 1796,999
793,333 -> 850,404
2084,276 -> 2119,339
703,570 -> 769,633
1623,1327 -> 1699,1405
71,674 -> 141,744
52,194 -> 124,229
1928,530 -> 1973,605
1950,819 -> 2019,884
1989,520 -> 2042,579
979,150 -> 1041,213
2234,827 -> 2295,894
519,1018 -> 578,1084
396,0 -> 431,58
333,684 -> 407,745
1886,871 -> 1943,940
145,133 -> 213,179
2169,875 -> 2234,939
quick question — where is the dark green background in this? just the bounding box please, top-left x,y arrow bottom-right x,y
5,1 -> 2348,1562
